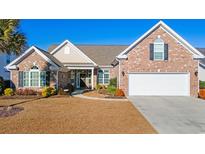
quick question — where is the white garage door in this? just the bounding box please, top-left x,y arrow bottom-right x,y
128,73 -> 190,96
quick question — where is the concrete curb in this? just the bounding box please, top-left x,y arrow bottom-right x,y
73,94 -> 128,101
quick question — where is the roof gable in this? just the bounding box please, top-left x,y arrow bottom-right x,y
50,40 -> 97,65
117,21 -> 204,59
5,46 -> 60,70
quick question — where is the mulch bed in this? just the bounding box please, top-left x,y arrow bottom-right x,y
83,90 -> 127,99
105,96 -> 127,99
0,106 -> 24,118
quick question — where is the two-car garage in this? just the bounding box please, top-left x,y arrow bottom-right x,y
128,73 -> 190,96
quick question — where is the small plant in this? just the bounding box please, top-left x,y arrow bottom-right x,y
42,87 -> 57,97
42,87 -> 51,97
115,89 -> 125,97
200,81 -> 205,89
109,77 -> 117,87
51,87 -> 57,95
4,88 -> 14,96
106,85 -> 117,95
96,84 -> 103,90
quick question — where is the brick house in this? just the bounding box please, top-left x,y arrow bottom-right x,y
5,21 -> 205,97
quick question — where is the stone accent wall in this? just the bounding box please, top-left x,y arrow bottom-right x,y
119,27 -> 198,97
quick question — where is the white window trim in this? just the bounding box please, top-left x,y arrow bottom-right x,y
30,69 -> 40,87
98,69 -> 110,85
153,40 -> 165,61
22,70 -> 47,88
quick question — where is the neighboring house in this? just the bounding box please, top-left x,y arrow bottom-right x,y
5,21 -> 205,97
0,52 -> 17,80
196,48 -> 205,81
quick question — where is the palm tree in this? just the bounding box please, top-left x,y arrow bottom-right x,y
0,19 -> 27,55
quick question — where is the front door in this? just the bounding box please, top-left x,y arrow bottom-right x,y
76,72 -> 80,88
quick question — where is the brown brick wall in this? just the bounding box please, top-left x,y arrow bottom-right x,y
119,27 -> 198,97
110,65 -> 119,87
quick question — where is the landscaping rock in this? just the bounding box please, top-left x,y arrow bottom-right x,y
0,106 -> 24,117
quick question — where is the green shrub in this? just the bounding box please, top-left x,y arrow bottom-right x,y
4,88 -> 14,96
42,87 -> 57,97
0,82 -> 4,95
51,87 -> 57,95
109,77 -> 117,87
106,85 -> 117,95
200,81 -> 205,89
96,84 -> 103,90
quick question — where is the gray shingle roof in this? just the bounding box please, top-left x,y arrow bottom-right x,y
34,46 -> 63,67
196,48 -> 205,66
48,44 -> 128,65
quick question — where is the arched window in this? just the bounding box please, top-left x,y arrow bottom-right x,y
153,37 -> 164,60
31,65 -> 39,70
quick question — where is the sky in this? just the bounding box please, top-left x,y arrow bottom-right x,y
20,19 -> 205,50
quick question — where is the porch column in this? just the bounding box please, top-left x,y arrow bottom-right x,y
91,68 -> 94,90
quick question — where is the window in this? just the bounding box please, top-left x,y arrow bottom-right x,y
40,72 -> 46,87
19,65 -> 48,87
98,69 -> 110,84
30,71 -> 39,87
153,38 -> 164,60
23,72 -> 29,87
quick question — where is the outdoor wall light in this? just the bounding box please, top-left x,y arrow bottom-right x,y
195,71 -> 198,77
122,71 -> 125,76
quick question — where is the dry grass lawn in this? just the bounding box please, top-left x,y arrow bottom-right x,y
0,96 -> 156,134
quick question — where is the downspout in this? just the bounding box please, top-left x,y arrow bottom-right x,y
56,71 -> 59,90
116,58 -> 120,89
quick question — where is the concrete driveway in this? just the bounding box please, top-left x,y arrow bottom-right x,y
129,96 -> 205,134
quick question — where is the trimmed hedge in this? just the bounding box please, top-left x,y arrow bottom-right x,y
200,81 -> 205,89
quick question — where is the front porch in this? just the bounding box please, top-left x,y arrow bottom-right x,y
69,68 -> 95,90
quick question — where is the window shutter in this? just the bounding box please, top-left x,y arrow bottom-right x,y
164,44 -> 168,60
19,71 -> 23,87
150,44 -> 154,60
46,71 -> 50,86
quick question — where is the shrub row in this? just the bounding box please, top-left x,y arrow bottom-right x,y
2,87 -> 58,97
16,88 -> 38,95
96,84 -> 125,97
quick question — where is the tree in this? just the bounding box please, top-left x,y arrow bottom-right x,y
0,19 -> 27,55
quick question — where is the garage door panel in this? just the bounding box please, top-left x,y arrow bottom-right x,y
128,73 -> 190,96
